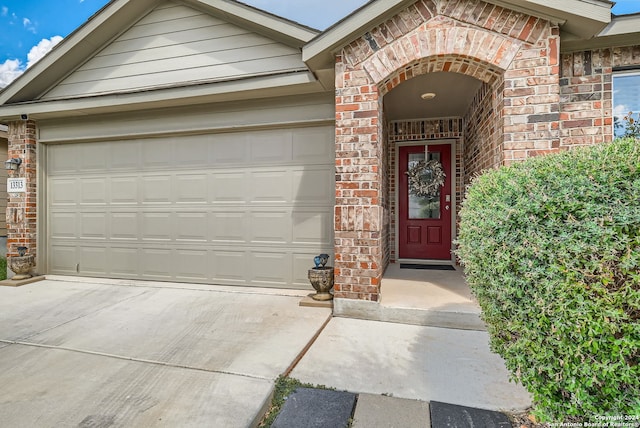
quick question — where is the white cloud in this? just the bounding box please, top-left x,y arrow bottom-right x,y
1,6 -> 8,16
26,36 -> 63,68
0,36 -> 63,88
22,17 -> 36,34
0,59 -> 23,88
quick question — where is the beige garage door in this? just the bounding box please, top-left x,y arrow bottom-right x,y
47,126 -> 334,288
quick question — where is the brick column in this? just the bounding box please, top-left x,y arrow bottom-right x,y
6,119 -> 37,261
334,55 -> 384,302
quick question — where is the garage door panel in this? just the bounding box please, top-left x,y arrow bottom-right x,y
141,249 -> 173,278
176,212 -> 208,242
249,252 -> 290,285
111,212 -> 138,239
292,128 -> 334,161
49,145 -> 78,173
175,250 -> 209,281
111,177 -> 139,204
79,143 -> 109,171
249,211 -> 289,243
250,131 -> 292,163
111,247 -> 139,276
210,134 -> 247,164
80,247 -> 109,275
50,246 -> 78,274
142,212 -> 173,241
293,169 -> 333,204
80,213 -> 107,239
250,170 -> 290,203
210,211 -> 246,242
110,141 -> 140,170
212,250 -> 246,283
142,139 -> 174,168
292,210 -> 331,244
80,178 -> 108,205
50,179 -> 78,206
50,212 -> 78,238
175,174 -> 208,204
175,136 -> 210,166
142,176 -> 172,204
211,172 -> 246,203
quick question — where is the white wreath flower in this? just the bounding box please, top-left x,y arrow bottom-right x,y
406,159 -> 446,198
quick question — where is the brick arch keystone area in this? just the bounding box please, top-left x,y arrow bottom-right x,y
362,24 -> 522,90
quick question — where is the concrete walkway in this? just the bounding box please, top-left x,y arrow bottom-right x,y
292,317 -> 531,413
0,276 -> 531,427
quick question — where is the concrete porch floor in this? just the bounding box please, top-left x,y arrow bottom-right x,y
380,263 -> 484,330
335,263 -> 485,330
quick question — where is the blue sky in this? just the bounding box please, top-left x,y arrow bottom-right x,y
1,0 -> 639,87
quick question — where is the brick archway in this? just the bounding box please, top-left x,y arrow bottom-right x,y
333,0 -> 560,306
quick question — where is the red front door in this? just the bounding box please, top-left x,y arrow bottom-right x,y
398,144 -> 452,260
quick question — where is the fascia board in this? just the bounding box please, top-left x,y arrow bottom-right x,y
0,72 -> 325,122
561,14 -> 640,52
483,0 -> 611,38
187,0 -> 319,47
0,0 -> 158,105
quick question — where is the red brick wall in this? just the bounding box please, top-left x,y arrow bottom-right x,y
560,46 -> 640,147
334,0 -> 560,302
6,120 -> 37,260
464,79 -> 504,181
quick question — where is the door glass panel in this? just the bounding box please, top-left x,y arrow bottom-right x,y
407,151 -> 441,219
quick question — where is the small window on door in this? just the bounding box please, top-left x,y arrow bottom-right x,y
407,151 -> 441,220
613,71 -> 640,138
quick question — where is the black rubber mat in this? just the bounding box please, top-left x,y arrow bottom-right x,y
399,264 -> 456,270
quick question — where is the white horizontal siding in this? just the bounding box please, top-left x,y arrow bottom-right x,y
42,1 -> 307,100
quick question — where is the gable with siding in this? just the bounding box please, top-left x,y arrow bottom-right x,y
42,1 -> 308,100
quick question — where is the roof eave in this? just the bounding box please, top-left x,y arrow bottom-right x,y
0,71 -> 327,122
187,0 -> 319,46
303,0 -> 613,72
560,13 -> 640,53
0,0 -> 158,106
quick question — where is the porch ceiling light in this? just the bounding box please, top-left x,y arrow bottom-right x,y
4,158 -> 21,171
421,92 -> 436,100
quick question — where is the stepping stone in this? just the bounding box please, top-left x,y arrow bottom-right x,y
430,401 -> 512,428
273,387 -> 357,428
352,394 -> 430,427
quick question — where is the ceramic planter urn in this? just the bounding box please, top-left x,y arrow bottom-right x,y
308,254 -> 334,301
9,247 -> 35,280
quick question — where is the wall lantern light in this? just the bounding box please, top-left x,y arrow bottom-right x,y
5,158 -> 22,171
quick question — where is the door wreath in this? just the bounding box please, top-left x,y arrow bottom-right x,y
405,159 -> 446,198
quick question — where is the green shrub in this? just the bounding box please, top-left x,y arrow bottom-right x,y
0,256 -> 5,281
456,138 -> 640,421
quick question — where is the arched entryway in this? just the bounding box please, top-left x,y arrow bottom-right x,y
332,0 -> 561,307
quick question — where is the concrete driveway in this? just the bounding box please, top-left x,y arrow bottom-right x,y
0,277 -> 331,427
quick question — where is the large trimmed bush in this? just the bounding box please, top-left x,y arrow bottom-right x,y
456,138 -> 640,421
